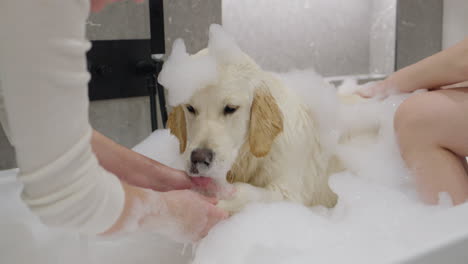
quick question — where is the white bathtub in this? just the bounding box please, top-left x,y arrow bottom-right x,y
2,167 -> 468,264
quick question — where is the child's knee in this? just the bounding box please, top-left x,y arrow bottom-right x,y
395,93 -> 433,136
394,91 -> 458,140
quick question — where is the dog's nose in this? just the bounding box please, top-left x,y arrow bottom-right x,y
190,148 -> 214,166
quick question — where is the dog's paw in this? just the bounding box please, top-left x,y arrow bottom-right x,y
217,198 -> 247,215
217,182 -> 263,214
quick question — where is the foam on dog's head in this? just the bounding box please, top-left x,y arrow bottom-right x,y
159,24 -> 258,107
158,39 -> 218,107
208,24 -> 245,65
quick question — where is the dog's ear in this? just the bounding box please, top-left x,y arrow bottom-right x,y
167,105 -> 187,153
249,84 -> 284,157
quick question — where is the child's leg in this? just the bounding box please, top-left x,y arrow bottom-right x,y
394,87 -> 468,205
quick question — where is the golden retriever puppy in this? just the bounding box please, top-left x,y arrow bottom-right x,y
166,47 -> 341,214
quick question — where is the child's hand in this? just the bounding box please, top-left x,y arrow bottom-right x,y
356,79 -> 399,100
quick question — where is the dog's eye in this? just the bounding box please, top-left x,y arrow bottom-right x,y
186,105 -> 196,114
224,105 -> 239,115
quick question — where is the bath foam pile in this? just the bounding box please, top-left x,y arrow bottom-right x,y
135,78 -> 466,264
158,24 -> 245,107
1,25 -> 468,264
158,38 -> 217,107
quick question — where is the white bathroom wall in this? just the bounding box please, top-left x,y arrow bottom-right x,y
369,0 -> 397,74
222,0 -> 396,77
442,0 -> 468,49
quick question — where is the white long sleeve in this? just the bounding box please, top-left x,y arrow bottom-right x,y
0,0 -> 124,234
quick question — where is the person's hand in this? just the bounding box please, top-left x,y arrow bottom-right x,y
154,190 -> 228,241
357,37 -> 468,99
105,183 -> 229,242
91,130 -> 194,192
356,79 -> 399,99
127,161 -> 193,192
90,0 -> 143,12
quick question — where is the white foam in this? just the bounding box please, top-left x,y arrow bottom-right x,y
158,24 -> 250,107
275,69 -> 341,153
208,24 -> 245,66
158,39 -> 218,107
192,177 -> 460,264
0,172 -> 192,264
186,83 -> 465,263
129,69 -> 467,264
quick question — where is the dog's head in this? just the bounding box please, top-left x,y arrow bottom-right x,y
167,63 -> 284,181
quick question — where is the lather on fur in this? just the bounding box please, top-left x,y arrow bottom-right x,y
159,24 -> 378,213
166,45 -> 345,213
